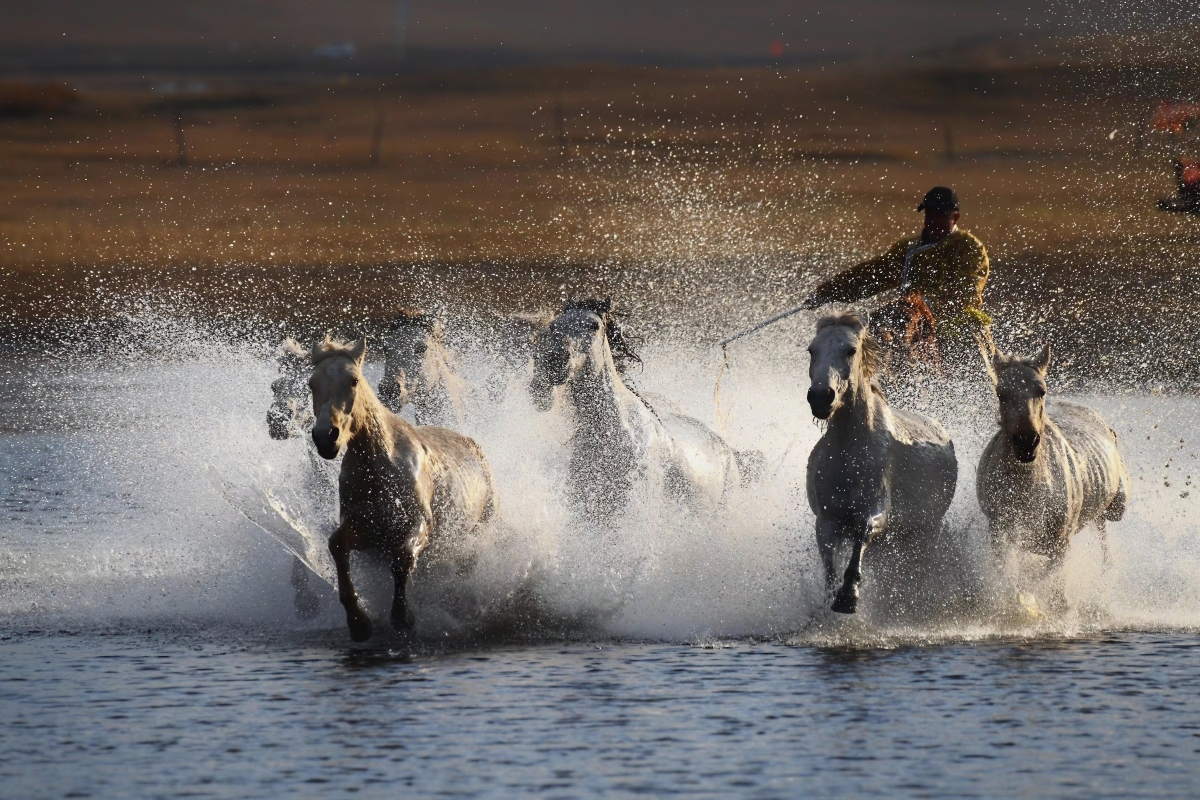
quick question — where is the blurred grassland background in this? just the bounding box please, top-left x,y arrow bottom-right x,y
1,23 -> 1200,382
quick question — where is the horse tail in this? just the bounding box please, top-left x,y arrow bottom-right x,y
473,440 -> 498,523
1103,424 -> 1129,522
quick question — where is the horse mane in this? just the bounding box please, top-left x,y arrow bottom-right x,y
564,297 -> 643,373
815,312 -> 883,380
311,337 -> 362,365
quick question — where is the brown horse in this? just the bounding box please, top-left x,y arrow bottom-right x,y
309,337 -> 496,642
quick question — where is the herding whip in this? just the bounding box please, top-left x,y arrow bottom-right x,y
718,302 -> 810,348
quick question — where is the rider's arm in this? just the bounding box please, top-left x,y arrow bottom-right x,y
948,234 -> 990,309
803,240 -> 908,309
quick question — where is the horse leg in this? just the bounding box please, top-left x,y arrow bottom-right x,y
815,517 -> 840,600
391,517 -> 430,634
832,512 -> 885,614
1096,518 -> 1112,570
329,521 -> 372,642
1044,538 -> 1070,615
290,557 -> 321,620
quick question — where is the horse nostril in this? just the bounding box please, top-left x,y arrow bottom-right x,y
807,388 -> 835,405
1012,432 -> 1041,458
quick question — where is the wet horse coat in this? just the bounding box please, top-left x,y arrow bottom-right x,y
976,344 -> 1128,573
805,313 -> 958,613
530,299 -> 740,521
377,310 -> 467,427
309,337 -> 495,642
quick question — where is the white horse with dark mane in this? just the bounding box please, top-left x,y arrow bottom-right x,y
530,298 -> 741,521
309,337 -> 496,642
377,309 -> 468,427
805,313 -> 958,614
976,343 -> 1128,601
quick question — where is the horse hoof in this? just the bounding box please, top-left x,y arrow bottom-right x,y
347,614 -> 372,642
831,592 -> 859,615
391,607 -> 416,632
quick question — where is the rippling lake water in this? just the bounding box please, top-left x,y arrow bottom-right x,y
3,321 -> 1200,796
4,629 -> 1200,797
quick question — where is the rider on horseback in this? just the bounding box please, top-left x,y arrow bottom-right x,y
802,187 -> 992,368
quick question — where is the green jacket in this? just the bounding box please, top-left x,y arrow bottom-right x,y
808,228 -> 991,338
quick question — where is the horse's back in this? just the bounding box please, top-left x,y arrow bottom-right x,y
1048,400 -> 1128,521
887,406 -> 958,527
659,411 -> 738,501
410,424 -> 496,525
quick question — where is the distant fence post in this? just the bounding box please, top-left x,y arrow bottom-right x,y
554,98 -> 567,158
172,104 -> 188,166
369,103 -> 386,167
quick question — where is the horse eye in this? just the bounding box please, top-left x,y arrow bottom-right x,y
351,378 -> 359,387
1035,387 -> 1046,397
848,347 -> 857,355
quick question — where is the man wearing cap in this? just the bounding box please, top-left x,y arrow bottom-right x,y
802,186 -> 991,364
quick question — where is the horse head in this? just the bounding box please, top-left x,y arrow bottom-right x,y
267,338 -> 312,440
530,297 -> 639,412
309,337 -> 369,460
378,309 -> 438,413
806,312 -> 881,420
985,342 -> 1050,463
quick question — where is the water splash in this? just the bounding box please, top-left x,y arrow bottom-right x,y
1,312 -> 1198,645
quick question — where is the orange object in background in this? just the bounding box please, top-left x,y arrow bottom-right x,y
1151,102 -> 1200,133
1181,161 -> 1200,190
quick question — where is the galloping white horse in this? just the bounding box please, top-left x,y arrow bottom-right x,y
266,338 -> 315,441
377,309 -> 467,427
310,337 -> 496,642
976,343 -> 1128,588
805,313 -> 958,614
530,298 -> 740,521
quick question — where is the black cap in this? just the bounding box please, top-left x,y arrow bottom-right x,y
917,186 -> 959,212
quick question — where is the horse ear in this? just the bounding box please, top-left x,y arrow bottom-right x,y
1031,342 -> 1051,375
349,337 -> 367,365
311,338 -> 327,364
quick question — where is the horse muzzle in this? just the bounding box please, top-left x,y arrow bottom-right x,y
312,426 -> 342,460
807,387 -> 836,420
266,407 -> 292,440
1011,432 -> 1041,463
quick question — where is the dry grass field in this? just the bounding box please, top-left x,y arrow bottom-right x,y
2,32 -> 1200,382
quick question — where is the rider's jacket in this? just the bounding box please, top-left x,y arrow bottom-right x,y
807,228 -> 991,341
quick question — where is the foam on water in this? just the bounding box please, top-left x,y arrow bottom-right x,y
2,313 -> 1199,645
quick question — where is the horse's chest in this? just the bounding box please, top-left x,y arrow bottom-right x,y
808,441 -> 888,519
339,460 -> 422,533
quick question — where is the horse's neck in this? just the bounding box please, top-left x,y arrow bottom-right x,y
346,394 -> 401,460
567,352 -> 647,442
827,381 -> 884,441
